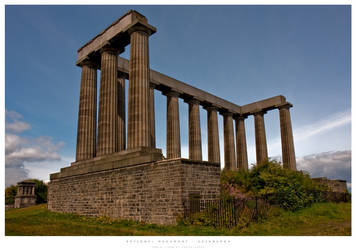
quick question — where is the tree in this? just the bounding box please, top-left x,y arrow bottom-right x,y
5,185 -> 17,205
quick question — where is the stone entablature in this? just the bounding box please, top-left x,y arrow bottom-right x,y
14,181 -> 36,208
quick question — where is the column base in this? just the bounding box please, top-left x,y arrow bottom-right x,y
51,147 -> 163,180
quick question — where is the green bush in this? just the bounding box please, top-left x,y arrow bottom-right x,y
221,161 -> 328,211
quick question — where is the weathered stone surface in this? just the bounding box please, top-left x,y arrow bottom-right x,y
149,86 -> 156,147
76,60 -> 97,161
51,147 -> 164,179
76,10 -> 156,66
117,56 -> 287,116
188,99 -> 202,161
14,181 -> 36,208
235,116 -> 248,171
223,112 -> 236,171
166,91 -> 181,158
312,177 -> 348,193
117,75 -> 126,151
254,111 -> 268,165
206,106 -> 220,164
97,47 -> 119,156
279,103 -> 296,170
48,159 -> 220,225
127,28 -> 151,149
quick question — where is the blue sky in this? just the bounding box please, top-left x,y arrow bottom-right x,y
5,5 -> 351,187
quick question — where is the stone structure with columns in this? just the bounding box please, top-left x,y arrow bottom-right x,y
48,10 -> 297,225
14,181 -> 36,208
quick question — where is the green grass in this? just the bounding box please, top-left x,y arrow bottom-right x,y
5,202 -> 351,236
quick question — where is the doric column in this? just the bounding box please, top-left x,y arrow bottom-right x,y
149,86 -> 156,148
279,104 -> 297,170
166,91 -> 181,158
97,47 -> 119,156
75,59 -> 97,161
254,110 -> 268,165
235,115 -> 249,171
223,112 -> 237,171
127,27 -> 151,149
206,106 -> 220,164
117,74 -> 126,151
188,99 -> 202,160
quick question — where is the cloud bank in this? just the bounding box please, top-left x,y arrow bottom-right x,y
5,110 -> 64,187
297,150 -> 351,183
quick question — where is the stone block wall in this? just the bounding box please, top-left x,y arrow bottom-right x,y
48,158 -> 220,225
312,177 -> 348,193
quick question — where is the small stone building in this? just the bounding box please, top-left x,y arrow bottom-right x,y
312,177 -> 348,193
14,181 -> 36,208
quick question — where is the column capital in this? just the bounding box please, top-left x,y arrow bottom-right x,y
220,111 -> 234,117
78,58 -> 99,69
185,98 -> 200,105
252,109 -> 267,116
164,90 -> 180,98
100,45 -> 123,55
128,25 -> 155,36
277,102 -> 293,110
234,114 -> 248,121
204,105 -> 219,112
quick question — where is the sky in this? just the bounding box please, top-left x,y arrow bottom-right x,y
4,5 -> 351,188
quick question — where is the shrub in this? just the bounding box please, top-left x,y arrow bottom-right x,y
221,161 -> 328,211
27,179 -> 48,204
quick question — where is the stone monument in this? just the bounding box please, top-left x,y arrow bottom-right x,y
14,181 -> 36,208
48,10 -> 297,225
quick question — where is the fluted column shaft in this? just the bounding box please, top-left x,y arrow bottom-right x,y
166,92 -> 181,158
279,104 -> 297,170
188,100 -> 202,160
149,86 -> 156,147
235,116 -> 248,171
127,29 -> 151,149
117,75 -> 126,151
76,61 -> 97,161
97,47 -> 119,156
223,112 -> 237,171
206,107 -> 220,164
254,111 -> 268,165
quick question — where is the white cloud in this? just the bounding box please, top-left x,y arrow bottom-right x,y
5,110 -> 65,187
296,150 -> 351,183
293,109 -> 351,142
5,109 -> 31,133
6,120 -> 31,133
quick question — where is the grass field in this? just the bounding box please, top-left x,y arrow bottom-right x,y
5,202 -> 351,236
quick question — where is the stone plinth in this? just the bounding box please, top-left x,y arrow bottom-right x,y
14,181 -> 36,208
48,158 -> 220,225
